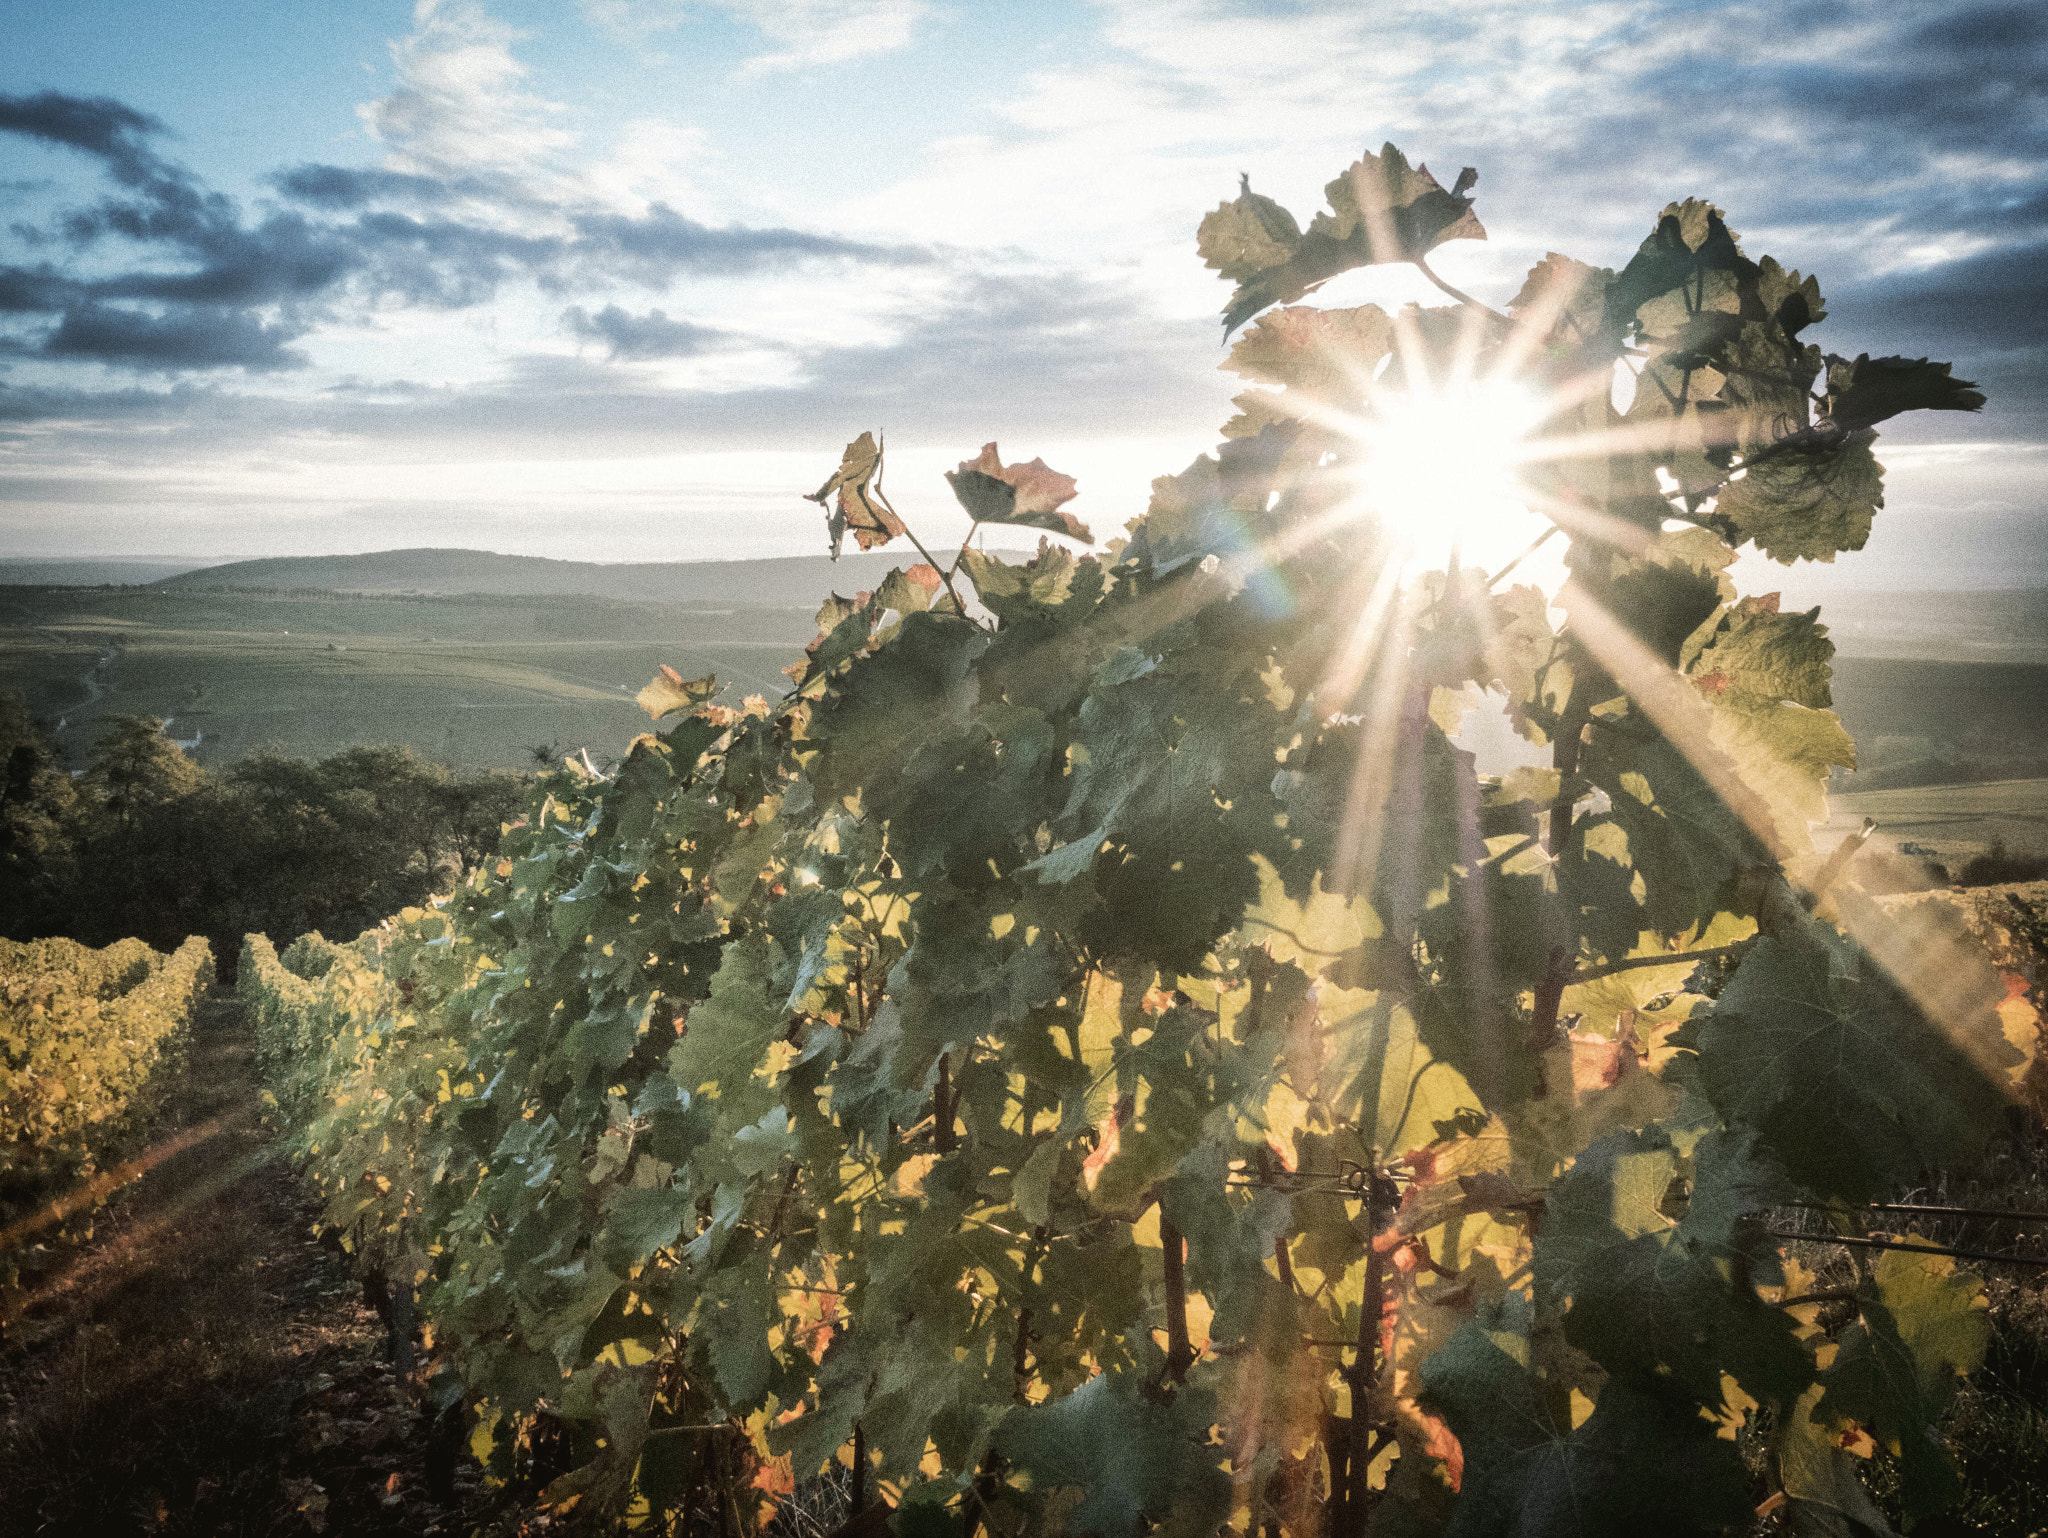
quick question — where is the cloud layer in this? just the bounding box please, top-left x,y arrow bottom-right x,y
0,0 -> 2041,571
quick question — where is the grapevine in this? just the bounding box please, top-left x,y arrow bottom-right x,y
2,933 -> 213,1286
252,143 -> 2033,1535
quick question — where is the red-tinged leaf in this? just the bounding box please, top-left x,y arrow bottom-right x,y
1081,1100 -> 1131,1191
875,562 -> 943,614
1417,1409 -> 1465,1493
804,431 -> 906,558
945,442 -> 1093,543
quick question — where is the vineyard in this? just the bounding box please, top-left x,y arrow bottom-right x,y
1,933 -> 213,1286
218,143 -> 2048,1537
0,141 -> 2030,1537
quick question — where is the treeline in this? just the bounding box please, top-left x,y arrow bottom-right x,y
0,693 -> 528,973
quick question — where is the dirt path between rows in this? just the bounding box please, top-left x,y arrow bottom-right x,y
0,991 -> 489,1537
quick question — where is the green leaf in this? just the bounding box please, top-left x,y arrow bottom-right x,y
1715,430 -> 1884,564
1021,825 -> 1106,886
1419,1294 -> 1752,1538
695,1247 -> 774,1409
1207,144 -> 1484,335
1816,1244 -> 1987,1522
946,443 -> 1092,543
1774,1381 -> 1901,1538
957,543 -> 1082,619
1534,1126 -> 1812,1410
875,562 -> 944,614
1755,256 -> 1825,339
603,1183 -> 692,1261
1196,173 -> 1302,282
670,936 -> 782,1093
1825,354 -> 1984,433
994,1371 -> 1229,1538
1694,929 -> 2013,1200
1683,595 -> 1835,710
730,1105 -> 795,1177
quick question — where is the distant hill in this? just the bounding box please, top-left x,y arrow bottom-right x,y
1796,588 -> 2048,665
1,558 -> 218,587
154,547 -> 1031,608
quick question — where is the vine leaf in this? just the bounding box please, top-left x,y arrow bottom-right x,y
1222,303 -> 1395,395
1775,1380 -> 1902,1537
1533,1127 -> 1812,1411
946,443 -> 1091,542
806,431 -> 906,558
1195,172 -> 1302,282
1682,596 -> 1834,710
1714,430 -> 1885,564
1314,145 -> 1484,265
1694,929 -> 2016,1200
1815,1244 -> 1988,1522
1756,257 -> 1825,339
875,562 -> 943,614
1204,144 -> 1485,335
1509,252 -> 1607,321
636,664 -> 718,721
1418,1294 -> 1753,1537
993,1369 -> 1229,1538
1825,354 -> 1985,433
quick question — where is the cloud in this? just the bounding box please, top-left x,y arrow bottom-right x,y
24,302 -> 308,370
562,302 -> 730,358
578,0 -> 930,71
0,91 -> 167,184
0,267 -> 1221,449
566,203 -> 924,282
270,163 -> 457,210
0,81 -> 924,371
361,0 -> 578,184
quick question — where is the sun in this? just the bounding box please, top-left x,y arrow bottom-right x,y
1351,377 -> 1550,574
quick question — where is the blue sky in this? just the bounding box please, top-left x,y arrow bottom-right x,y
1,0 -> 2042,592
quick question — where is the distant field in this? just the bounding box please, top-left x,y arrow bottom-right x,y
1823,777 -> 2048,863
0,585 -> 819,770
5,567 -> 2047,804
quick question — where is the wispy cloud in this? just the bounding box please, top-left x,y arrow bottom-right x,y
562,302 -> 730,359
578,0 -> 930,72
363,0 -> 578,186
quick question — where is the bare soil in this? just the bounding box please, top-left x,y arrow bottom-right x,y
0,992 -> 491,1537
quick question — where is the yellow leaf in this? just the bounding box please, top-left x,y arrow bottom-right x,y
636,664 -> 717,721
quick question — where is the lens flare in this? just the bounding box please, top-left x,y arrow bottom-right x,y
1353,379 -> 1549,572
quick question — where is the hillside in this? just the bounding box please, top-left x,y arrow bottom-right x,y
0,585 -> 820,771
1797,587 -> 2048,666
153,547 -> 1022,606
0,558 -> 218,587
1830,656 -> 2048,789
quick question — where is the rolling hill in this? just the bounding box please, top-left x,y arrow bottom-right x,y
153,547 -> 1022,606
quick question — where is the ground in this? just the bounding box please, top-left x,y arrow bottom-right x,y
1826,778 -> 2048,869
0,992 -> 491,1537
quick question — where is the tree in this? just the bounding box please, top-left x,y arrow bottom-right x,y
0,692 -> 79,937
82,715 -> 201,828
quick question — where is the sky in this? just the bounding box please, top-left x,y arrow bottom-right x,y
0,0 -> 2042,592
